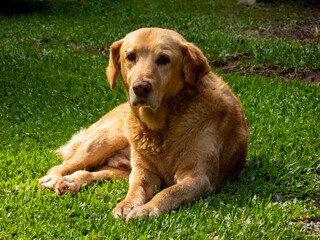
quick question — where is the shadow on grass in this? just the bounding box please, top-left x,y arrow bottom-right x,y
0,0 -> 49,15
206,155 -> 319,211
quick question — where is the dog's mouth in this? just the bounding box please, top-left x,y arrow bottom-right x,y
132,99 -> 148,107
128,87 -> 160,110
130,97 -> 158,110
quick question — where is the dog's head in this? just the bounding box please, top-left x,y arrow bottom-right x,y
106,28 -> 210,110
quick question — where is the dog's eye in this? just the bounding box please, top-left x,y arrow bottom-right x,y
157,55 -> 170,65
127,53 -> 136,61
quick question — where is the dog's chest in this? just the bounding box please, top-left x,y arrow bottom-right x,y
130,127 -> 179,185
127,114 -> 195,176
131,127 -> 168,157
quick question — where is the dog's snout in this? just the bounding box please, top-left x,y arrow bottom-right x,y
132,80 -> 152,97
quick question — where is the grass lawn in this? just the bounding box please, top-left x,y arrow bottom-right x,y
1,0 -> 319,238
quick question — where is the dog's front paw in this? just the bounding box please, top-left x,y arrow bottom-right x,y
55,176 -> 81,196
112,201 -> 141,219
126,204 -> 161,221
39,174 -> 61,190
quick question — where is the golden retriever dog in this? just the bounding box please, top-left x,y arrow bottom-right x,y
39,28 -> 249,220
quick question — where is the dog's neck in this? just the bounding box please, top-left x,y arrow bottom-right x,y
131,84 -> 197,131
131,104 -> 168,130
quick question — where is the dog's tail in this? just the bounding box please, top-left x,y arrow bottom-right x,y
54,128 -> 87,161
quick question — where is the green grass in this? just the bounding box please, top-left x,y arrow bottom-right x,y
1,0 -> 319,238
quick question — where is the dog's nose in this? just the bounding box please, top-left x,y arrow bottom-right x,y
132,80 -> 152,97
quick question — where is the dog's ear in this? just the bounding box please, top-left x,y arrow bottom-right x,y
181,42 -> 210,84
106,39 -> 124,91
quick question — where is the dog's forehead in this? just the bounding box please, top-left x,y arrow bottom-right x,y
122,28 -> 185,53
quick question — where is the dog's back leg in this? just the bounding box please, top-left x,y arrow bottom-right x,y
39,103 -> 130,190
54,148 -> 131,195
55,166 -> 131,195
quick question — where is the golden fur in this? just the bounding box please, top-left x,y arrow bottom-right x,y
39,28 -> 249,220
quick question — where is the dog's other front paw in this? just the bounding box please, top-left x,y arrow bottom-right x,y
112,201 -> 141,219
39,175 -> 61,190
126,204 -> 161,221
55,176 -> 81,196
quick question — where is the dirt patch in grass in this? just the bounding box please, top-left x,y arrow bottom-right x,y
292,216 -> 320,236
267,25 -> 320,41
67,44 -> 110,55
250,25 -> 320,42
212,54 -> 320,85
